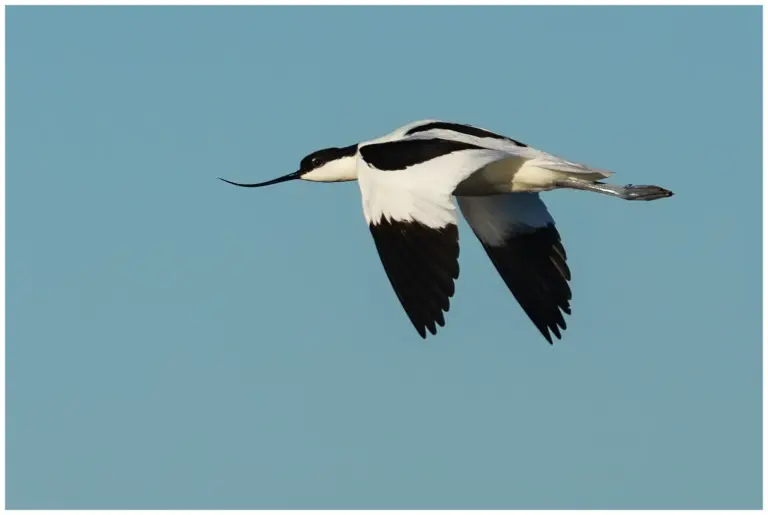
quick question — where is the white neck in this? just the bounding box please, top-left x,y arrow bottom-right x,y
301,155 -> 358,183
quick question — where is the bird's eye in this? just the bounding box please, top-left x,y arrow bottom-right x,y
312,157 -> 323,167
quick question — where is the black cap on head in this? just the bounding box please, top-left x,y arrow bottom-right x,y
300,144 -> 358,173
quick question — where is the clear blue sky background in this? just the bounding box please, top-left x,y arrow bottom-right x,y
6,6 -> 762,509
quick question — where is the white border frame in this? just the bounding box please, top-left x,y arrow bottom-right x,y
0,1 -> 764,513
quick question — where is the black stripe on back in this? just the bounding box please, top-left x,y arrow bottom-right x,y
369,218 -> 460,339
481,224 -> 571,344
406,121 -> 528,147
359,138 -> 484,171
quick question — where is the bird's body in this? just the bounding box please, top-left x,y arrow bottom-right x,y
221,119 -> 673,344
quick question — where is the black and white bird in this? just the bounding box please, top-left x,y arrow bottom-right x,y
221,120 -> 673,344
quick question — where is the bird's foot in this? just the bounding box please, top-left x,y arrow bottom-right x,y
621,184 -> 674,201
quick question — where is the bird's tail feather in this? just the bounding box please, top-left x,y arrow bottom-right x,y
532,158 -> 614,181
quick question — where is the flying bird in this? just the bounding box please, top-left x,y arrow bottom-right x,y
220,120 -> 673,344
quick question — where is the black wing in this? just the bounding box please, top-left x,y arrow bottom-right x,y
457,194 -> 571,344
369,218 -> 460,338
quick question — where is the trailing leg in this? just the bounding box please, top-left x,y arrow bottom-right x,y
554,177 -> 674,201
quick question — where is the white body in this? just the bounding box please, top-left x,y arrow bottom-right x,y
354,119 -> 612,228
344,120 -> 618,341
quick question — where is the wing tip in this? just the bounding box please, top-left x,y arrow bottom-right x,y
473,223 -> 573,347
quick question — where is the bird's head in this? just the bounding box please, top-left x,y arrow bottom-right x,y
219,144 -> 358,188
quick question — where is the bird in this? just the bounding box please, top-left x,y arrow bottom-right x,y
220,120 -> 673,344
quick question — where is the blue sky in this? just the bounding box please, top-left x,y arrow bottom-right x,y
6,5 -> 762,509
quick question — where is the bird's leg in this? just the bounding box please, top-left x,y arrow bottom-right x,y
554,178 -> 674,201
